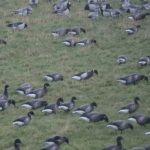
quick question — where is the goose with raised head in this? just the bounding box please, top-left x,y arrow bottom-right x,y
44,73 -> 63,81
102,136 -> 123,150
0,84 -> 9,100
0,99 -> 16,111
80,112 -> 109,123
107,120 -> 134,134
117,55 -> 127,64
28,0 -> 39,6
125,25 -> 141,35
42,97 -> 64,114
128,114 -> 150,126
26,83 -> 50,98
58,96 -> 77,111
118,97 -> 140,114
62,39 -> 76,46
12,111 -> 34,127
72,102 -> 97,115
0,39 -> 7,45
138,56 -> 150,66
117,73 -> 148,85
68,26 -> 86,35
7,22 -> 28,30
16,83 -> 33,96
51,28 -> 70,37
21,99 -> 48,109
72,69 -> 98,81
5,138 -> 22,150
75,39 -> 96,46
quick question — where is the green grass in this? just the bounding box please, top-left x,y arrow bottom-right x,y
0,0 -> 150,149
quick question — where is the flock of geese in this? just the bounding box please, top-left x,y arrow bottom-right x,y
0,0 -> 150,149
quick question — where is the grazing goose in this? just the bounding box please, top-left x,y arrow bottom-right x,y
26,83 -> 50,98
5,138 -> 22,150
138,56 -> 150,66
80,112 -> 109,123
125,25 -> 141,35
128,12 -> 150,20
21,99 -> 48,109
118,97 -> 140,114
44,73 -> 63,81
51,28 -> 70,37
0,39 -> 7,45
75,39 -> 96,46
72,102 -> 97,115
0,84 -> 9,100
0,99 -> 16,111
106,120 -> 134,133
62,39 -> 76,46
117,73 -> 148,85
128,114 -> 150,126
14,5 -> 32,16
58,97 -> 77,111
117,55 -> 127,64
68,26 -> 86,35
12,111 -> 34,127
72,69 -> 98,81
29,0 -> 39,6
16,83 -> 33,96
102,136 -> 123,150
42,98 -> 64,114
7,22 -> 28,30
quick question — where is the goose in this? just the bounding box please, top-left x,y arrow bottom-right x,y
117,73 -> 148,85
72,102 -> 97,115
41,142 -> 59,150
118,97 -> 140,114
29,0 -> 39,6
128,114 -> 150,126
16,83 -> 33,96
62,39 -> 76,46
51,28 -> 70,37
72,69 -> 98,81
68,26 -> 86,35
125,25 -> 141,35
44,73 -> 63,81
102,136 -> 123,150
12,111 -> 34,127
0,39 -> 7,45
5,138 -> 22,150
117,55 -> 127,64
0,84 -> 9,100
58,96 -> 77,111
80,112 -> 109,123
128,12 -> 150,20
21,99 -> 48,109
42,97 -> 64,114
138,56 -> 150,66
14,5 -> 32,16
26,83 -> 50,98
75,39 -> 96,46
106,120 -> 134,134
0,99 -> 16,111
7,22 -> 28,30
84,3 -> 101,12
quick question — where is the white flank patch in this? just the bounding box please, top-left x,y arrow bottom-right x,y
128,16 -> 134,20
79,117 -> 90,122
42,109 -> 53,113
26,93 -> 36,98
58,106 -> 68,110
106,125 -> 118,130
45,141 -> 55,146
72,110 -> 85,115
118,109 -> 129,113
44,76 -> 53,81
145,132 -> 150,135
21,104 -> 32,109
0,107 -> 3,110
16,90 -> 25,95
139,61 -> 146,65
76,43 -> 85,46
72,76 -> 81,80
13,121 -> 24,126
63,41 -> 71,46
128,118 -> 137,123
51,33 -> 59,37
125,29 -> 133,33
117,79 -> 126,84
68,31 -> 76,35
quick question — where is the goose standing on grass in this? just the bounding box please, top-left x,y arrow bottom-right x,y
80,112 -> 109,123
117,55 -> 127,64
128,12 -> 150,20
118,97 -> 140,114
21,99 -> 48,109
117,73 -> 148,85
75,39 -> 97,46
26,83 -> 50,98
128,114 -> 150,126
62,38 -> 76,46
16,83 -> 33,96
7,22 -> 28,30
0,39 -> 7,45
72,102 -> 97,115
0,99 -> 16,111
102,136 -> 123,150
44,73 -> 63,81
14,5 -> 32,16
51,28 -> 70,37
0,84 -> 9,100
12,111 -> 34,127
138,56 -> 150,66
125,25 -> 141,35
58,96 -> 77,112
5,138 -> 22,150
72,69 -> 98,81
106,120 -> 134,134
42,97 -> 64,114
68,26 -> 86,35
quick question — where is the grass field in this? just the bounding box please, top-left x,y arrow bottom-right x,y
0,0 -> 150,149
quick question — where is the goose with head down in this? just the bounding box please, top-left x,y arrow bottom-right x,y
7,22 -> 28,30
117,55 -> 127,65
5,138 -> 22,150
44,73 -> 63,81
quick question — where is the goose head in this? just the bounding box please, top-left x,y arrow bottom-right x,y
81,28 -> 86,33
14,138 -> 22,148
93,69 -> 98,75
91,102 -> 97,107
116,136 -> 123,143
71,96 -> 77,102
91,39 -> 97,44
143,75 -> 148,82
61,136 -> 69,144
28,111 -> 35,117
134,97 -> 140,103
8,99 -> 16,107
56,97 -> 64,105
103,114 -> 109,122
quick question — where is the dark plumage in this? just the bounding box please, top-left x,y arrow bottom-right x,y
0,99 -> 16,111
0,39 -> 7,45
44,73 -> 63,81
7,22 -> 28,30
5,139 -> 22,150
0,84 -> 9,101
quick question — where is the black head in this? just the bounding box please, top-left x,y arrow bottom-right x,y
71,96 -> 77,100
42,101 -> 48,106
103,114 -> 109,122
91,102 -> 97,107
105,3 -> 112,9
143,76 -> 148,82
136,25 -> 141,28
129,123 -> 134,130
84,4 -> 89,10
5,84 -> 9,89
28,111 -> 35,116
62,136 -> 69,144
14,138 -> 22,145
81,28 -> 86,33
116,136 -> 123,142
44,83 -> 50,87
24,24 -> 28,28
134,97 -> 140,102
91,39 -> 96,43
67,2 -> 71,9
93,70 -> 98,75
57,97 -> 64,102
8,100 -> 16,107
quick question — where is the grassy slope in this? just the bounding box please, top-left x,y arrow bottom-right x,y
0,0 -> 150,149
